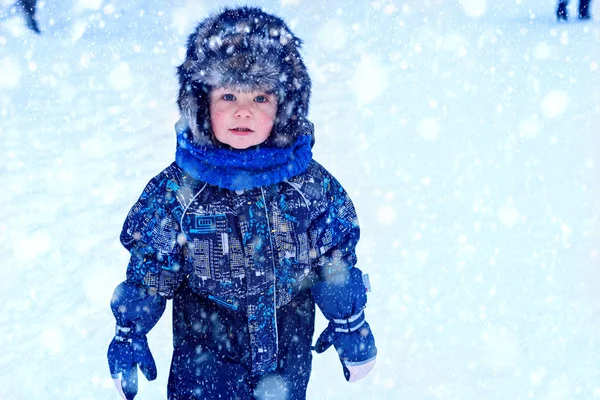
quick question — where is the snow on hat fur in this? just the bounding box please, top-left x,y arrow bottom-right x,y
177,6 -> 312,147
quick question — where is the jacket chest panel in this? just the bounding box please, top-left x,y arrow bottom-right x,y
178,185 -> 313,307
179,190 -> 244,309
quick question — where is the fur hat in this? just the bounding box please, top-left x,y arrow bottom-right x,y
176,6 -> 312,148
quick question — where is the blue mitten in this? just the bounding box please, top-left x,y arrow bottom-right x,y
107,282 -> 166,399
313,309 -> 377,381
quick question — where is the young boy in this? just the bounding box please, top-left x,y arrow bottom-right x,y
107,6 -> 377,400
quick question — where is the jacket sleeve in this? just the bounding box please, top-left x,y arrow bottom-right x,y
108,174 -> 186,398
308,173 -> 377,380
120,174 -> 186,298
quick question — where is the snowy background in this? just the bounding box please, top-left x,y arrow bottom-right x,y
1,0 -> 600,399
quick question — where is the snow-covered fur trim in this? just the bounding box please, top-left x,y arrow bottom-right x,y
177,6 -> 312,148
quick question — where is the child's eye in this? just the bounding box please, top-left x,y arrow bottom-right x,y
222,94 -> 236,101
254,95 -> 268,103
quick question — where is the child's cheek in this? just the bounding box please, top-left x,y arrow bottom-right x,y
210,110 -> 227,131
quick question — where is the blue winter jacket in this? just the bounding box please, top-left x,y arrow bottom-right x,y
109,159 -> 376,399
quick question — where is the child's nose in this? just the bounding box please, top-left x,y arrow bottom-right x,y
235,105 -> 252,118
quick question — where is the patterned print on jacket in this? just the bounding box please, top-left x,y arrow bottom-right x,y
120,159 -> 360,376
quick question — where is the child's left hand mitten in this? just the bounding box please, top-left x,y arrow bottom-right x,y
311,266 -> 377,382
313,309 -> 377,382
107,282 -> 166,399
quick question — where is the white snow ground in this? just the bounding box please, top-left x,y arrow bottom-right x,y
1,0 -> 599,399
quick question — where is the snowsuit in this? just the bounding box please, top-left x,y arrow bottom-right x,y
107,7 -> 377,399
112,158 -> 373,399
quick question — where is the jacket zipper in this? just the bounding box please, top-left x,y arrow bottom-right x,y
260,187 -> 279,359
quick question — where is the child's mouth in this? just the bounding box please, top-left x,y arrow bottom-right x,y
230,127 -> 254,136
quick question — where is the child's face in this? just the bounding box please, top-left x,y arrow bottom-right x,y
209,87 -> 278,149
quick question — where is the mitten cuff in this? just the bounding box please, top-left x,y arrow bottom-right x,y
114,325 -> 135,343
332,309 -> 366,333
111,324 -> 150,350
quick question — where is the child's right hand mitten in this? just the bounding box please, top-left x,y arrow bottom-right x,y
107,282 -> 166,399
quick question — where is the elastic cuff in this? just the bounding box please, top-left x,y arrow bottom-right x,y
332,309 -> 366,333
114,325 -> 134,343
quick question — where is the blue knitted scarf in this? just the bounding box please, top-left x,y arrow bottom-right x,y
175,122 -> 314,191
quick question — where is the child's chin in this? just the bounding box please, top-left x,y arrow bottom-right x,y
226,140 -> 260,150
220,136 -> 268,150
